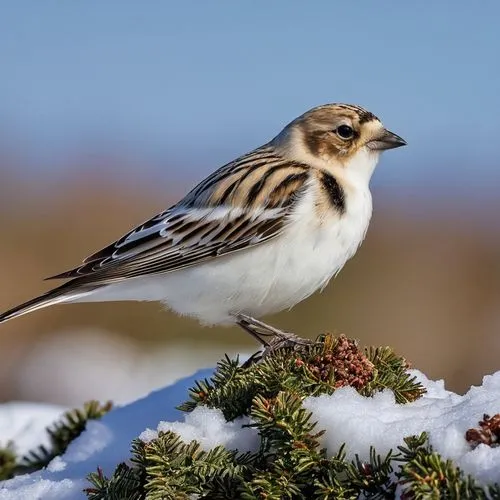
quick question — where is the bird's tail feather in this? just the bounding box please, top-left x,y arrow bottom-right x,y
0,282 -> 96,324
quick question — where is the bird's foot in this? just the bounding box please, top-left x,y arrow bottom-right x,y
236,313 -> 313,366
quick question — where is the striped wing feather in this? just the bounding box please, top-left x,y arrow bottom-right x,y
46,146 -> 310,285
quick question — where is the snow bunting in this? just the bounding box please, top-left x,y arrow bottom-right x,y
0,104 -> 405,340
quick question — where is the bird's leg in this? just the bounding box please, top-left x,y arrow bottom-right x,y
236,314 -> 291,345
236,318 -> 271,347
236,314 -> 313,365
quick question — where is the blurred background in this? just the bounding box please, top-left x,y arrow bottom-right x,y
1,2 -> 500,407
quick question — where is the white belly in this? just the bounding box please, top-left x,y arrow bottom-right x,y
84,185 -> 372,325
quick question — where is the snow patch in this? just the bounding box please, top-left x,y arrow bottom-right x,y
0,476 -> 77,500
62,421 -> 113,463
304,370 -> 500,485
0,402 -> 66,456
140,406 -> 258,452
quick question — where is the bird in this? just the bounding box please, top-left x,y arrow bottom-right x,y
0,103 -> 406,344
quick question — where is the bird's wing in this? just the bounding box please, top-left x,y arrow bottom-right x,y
46,158 -> 310,285
47,205 -> 289,283
0,149 -> 311,324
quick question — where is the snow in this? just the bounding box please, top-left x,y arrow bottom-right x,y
2,367 -> 500,499
0,402 -> 66,456
0,478 -> 75,500
140,405 -> 259,452
304,369 -> 500,485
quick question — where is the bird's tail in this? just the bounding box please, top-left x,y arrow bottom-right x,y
0,282 -> 96,324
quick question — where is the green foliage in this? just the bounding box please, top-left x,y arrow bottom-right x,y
179,334 -> 424,421
83,334 -> 430,498
86,432 -> 257,499
85,390 -> 399,499
397,434 -> 500,499
361,346 -> 425,403
85,465 -> 143,500
20,400 -> 113,474
86,429 -> 500,499
0,400 -> 112,480
0,444 -> 16,481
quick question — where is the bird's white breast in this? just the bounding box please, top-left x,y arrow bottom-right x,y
87,176 -> 372,325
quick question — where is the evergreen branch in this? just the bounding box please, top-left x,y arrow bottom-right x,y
19,400 -> 113,474
396,433 -> 500,499
0,443 -> 16,481
179,333 -> 424,423
85,464 -> 143,500
363,346 -> 425,403
0,400 -> 112,481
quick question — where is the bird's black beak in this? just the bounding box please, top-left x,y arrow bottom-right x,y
368,129 -> 407,151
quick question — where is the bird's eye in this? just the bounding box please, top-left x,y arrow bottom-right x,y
336,125 -> 354,140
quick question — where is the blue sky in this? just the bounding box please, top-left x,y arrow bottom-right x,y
1,2 -> 499,190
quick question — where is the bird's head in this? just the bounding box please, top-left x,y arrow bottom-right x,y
273,103 -> 406,181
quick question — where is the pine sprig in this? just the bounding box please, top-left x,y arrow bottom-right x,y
396,433 -> 500,499
345,448 -> 398,498
0,443 -> 16,481
363,346 -> 424,403
250,391 -> 323,454
86,431 -> 258,500
85,464 -> 143,500
313,445 -> 396,499
179,333 -> 424,422
19,400 -> 113,473
179,354 -> 262,421
0,400 -> 112,480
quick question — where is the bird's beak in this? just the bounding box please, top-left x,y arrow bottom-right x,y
368,129 -> 407,151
